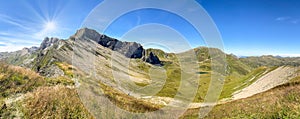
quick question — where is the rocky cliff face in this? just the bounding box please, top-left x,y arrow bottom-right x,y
30,28 -> 162,77
74,28 -> 162,63
1,28 -> 162,77
20,47 -> 39,55
143,52 -> 161,65
40,37 -> 60,50
73,28 -> 145,59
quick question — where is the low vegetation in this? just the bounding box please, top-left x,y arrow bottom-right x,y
55,62 -> 75,78
181,76 -> 300,119
22,86 -> 93,119
99,82 -> 161,113
1,46 -> 300,118
220,66 -> 276,99
0,62 -> 91,118
0,62 -> 45,98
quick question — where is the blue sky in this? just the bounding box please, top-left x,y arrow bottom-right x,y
0,0 -> 299,56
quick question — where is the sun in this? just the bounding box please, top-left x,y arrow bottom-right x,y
44,21 -> 56,31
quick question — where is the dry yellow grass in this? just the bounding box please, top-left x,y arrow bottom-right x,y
22,86 -> 93,119
99,82 -> 161,113
0,62 -> 45,98
181,79 -> 300,119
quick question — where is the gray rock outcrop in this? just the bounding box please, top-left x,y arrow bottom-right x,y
144,52 -> 161,65
74,28 -> 145,59
20,46 -> 39,56
40,37 -> 60,50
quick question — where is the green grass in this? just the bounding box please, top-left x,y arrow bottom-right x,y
0,62 -> 77,98
3,46 -> 298,118
220,66 -> 269,99
0,63 -> 90,118
32,47 -> 55,72
226,54 -> 252,75
46,76 -> 75,86
155,62 -> 181,98
0,63 -> 45,98
181,77 -> 300,119
135,48 -> 271,102
55,62 -> 75,78
98,81 -> 161,112
289,75 -> 300,83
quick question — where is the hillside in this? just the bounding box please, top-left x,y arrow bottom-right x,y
0,28 -> 300,118
240,55 -> 300,68
182,76 -> 300,119
0,63 -> 92,118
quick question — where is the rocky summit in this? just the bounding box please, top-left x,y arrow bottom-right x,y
40,37 -> 60,50
73,28 -> 146,59
72,28 -> 161,64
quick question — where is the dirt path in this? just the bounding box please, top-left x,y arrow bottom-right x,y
232,66 -> 299,100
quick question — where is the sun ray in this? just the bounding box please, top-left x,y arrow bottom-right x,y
44,21 -> 56,31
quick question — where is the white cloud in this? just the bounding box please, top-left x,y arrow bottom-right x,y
291,20 -> 299,24
275,16 -> 291,21
0,14 -> 35,31
0,36 -> 40,52
0,44 -> 29,52
276,16 -> 299,24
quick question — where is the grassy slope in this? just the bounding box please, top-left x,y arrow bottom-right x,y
147,47 -> 269,102
0,62 -> 45,99
0,61 -> 161,118
22,86 -> 93,119
220,66 -> 278,99
1,46 -> 294,118
181,76 -> 300,119
0,63 -> 92,118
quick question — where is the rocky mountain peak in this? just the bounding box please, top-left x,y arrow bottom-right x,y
73,28 -> 146,59
37,28 -> 161,65
74,28 -> 102,42
22,46 -> 39,53
40,37 -> 60,50
20,46 -> 38,56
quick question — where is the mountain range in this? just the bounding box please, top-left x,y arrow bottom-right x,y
0,28 -> 300,118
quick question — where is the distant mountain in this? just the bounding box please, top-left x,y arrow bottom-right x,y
2,28 -> 300,72
240,55 -> 300,68
0,27 -> 299,102
0,46 -> 39,67
1,28 -> 300,118
1,27 -> 300,83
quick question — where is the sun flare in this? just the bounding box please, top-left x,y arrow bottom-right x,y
44,21 -> 56,31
